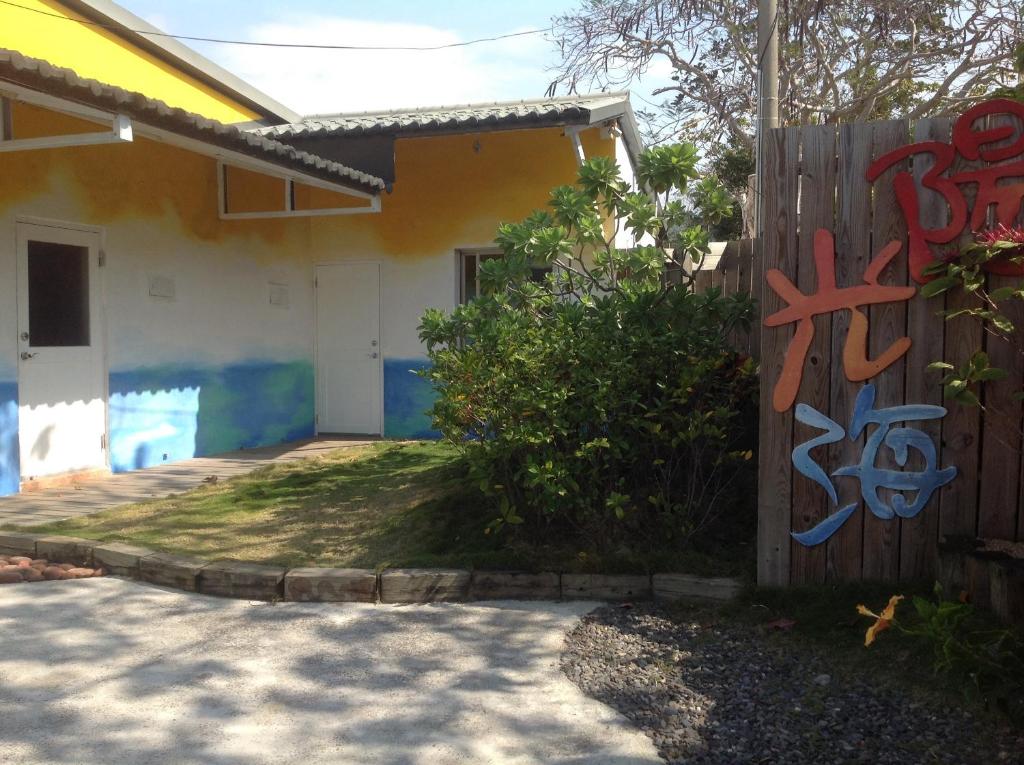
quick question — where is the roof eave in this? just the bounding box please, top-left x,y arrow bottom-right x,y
0,50 -> 383,195
258,93 -> 645,165
587,98 -> 644,168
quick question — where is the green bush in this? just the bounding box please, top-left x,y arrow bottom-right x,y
859,583 -> 1024,723
418,145 -> 757,557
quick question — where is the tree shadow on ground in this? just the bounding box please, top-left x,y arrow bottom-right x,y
0,578 -> 660,765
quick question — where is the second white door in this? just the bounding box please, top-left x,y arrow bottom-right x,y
315,262 -> 382,435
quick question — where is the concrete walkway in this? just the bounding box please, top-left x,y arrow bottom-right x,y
0,578 -> 660,765
0,439 -> 375,527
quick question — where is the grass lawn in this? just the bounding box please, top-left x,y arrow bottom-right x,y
13,440 -> 751,576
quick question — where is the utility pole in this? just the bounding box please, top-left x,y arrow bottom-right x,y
755,0 -> 779,239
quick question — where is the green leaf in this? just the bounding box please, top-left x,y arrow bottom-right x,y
920,275 -> 959,298
913,595 -> 935,619
954,389 -> 981,407
976,367 -> 1009,382
988,286 -> 1017,301
927,361 -> 954,371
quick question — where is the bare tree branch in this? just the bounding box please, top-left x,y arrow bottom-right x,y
549,0 -> 1024,152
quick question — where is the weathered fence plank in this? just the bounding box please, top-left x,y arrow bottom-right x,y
757,126 -> 799,586
938,131 -> 985,540
863,119 -> 911,581
899,117 -> 952,582
693,240 -> 757,357
790,124 -> 835,586
693,268 -> 712,294
828,121 -> 875,581
978,112 -> 1024,541
749,238 -> 763,361
980,270 -> 1024,541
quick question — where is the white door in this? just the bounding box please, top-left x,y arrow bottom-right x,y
16,223 -> 107,480
316,262 -> 382,434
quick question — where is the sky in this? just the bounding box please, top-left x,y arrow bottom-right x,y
113,0 -> 668,117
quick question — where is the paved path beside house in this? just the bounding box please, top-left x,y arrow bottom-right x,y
0,439 -> 375,527
0,578 -> 659,765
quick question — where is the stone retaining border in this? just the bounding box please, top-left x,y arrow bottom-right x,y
0,532 -> 744,604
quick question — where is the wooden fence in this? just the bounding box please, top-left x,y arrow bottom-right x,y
757,113 -> 1024,587
693,238 -> 760,359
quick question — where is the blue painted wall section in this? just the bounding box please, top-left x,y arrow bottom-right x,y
109,361 -> 314,472
383,357 -> 440,439
0,381 -> 19,496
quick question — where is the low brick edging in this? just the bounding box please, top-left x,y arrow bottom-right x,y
0,532 -> 745,605
938,536 -> 1024,626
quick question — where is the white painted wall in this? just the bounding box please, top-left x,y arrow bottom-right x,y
0,165 -> 314,372
0,151 -> 317,487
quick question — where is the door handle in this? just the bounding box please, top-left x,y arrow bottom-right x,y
369,352 -> 379,359
20,352 -> 37,361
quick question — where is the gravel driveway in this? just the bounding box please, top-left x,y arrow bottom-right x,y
0,578 -> 659,765
563,604 -> 1023,765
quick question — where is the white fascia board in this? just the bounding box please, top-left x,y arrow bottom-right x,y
0,85 -> 132,152
218,198 -> 381,220
216,160 -> 381,220
584,96 -> 644,169
0,114 -> 131,152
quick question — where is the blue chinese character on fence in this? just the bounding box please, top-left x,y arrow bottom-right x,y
791,384 -> 957,547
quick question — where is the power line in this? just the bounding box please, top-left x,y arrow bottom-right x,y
0,0 -> 548,51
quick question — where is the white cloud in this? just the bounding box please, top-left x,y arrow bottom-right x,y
214,16 -> 557,116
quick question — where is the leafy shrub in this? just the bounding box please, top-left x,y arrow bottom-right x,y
418,145 -> 757,558
858,583 -> 1024,723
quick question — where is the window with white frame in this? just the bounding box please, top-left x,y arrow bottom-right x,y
458,249 -> 553,304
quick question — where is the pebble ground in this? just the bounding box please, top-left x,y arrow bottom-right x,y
562,603 -> 1024,764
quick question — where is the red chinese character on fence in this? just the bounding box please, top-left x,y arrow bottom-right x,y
765,229 -> 915,412
867,98 -> 1024,283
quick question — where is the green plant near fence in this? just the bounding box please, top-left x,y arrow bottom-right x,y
418,145 -> 757,557
924,226 -> 1024,434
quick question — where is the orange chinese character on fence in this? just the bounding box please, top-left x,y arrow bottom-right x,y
765,229 -> 916,412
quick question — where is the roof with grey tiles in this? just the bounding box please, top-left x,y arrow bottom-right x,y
256,93 -> 635,139
0,49 -> 385,193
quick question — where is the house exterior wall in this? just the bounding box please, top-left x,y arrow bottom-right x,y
0,102 -> 313,495
0,0 -> 260,123
308,125 -> 616,438
0,80 -> 629,494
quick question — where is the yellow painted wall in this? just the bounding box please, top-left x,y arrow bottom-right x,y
308,125 -> 617,361
0,99 -> 316,398
1,0 -> 260,123
311,125 -> 615,258
3,102 -> 299,245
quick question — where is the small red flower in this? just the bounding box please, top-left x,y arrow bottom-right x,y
975,223 -> 1024,246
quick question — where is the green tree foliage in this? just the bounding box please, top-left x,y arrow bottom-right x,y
708,141 -> 755,240
418,146 -> 757,556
